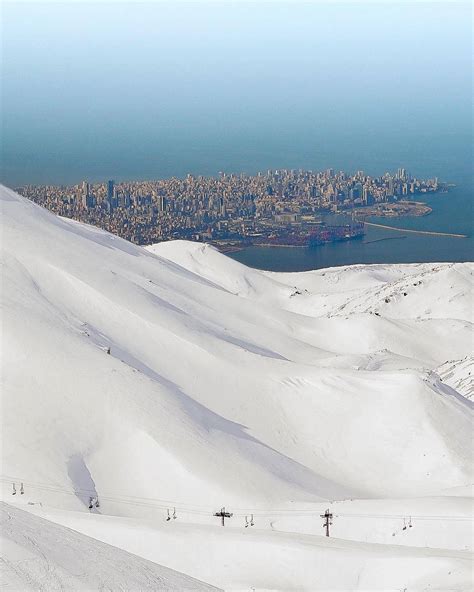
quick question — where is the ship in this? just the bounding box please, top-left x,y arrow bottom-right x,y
308,222 -> 365,247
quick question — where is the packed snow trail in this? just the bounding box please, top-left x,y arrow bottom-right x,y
8,501 -> 473,592
0,502 -> 220,591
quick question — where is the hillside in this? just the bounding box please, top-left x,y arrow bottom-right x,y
1,185 -> 472,590
435,356 -> 473,400
1,502 -> 220,591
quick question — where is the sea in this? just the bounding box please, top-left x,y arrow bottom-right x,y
229,178 -> 473,272
224,135 -> 473,271
4,131 -> 472,272
3,0 -> 472,272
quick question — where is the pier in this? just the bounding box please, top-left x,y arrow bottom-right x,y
363,221 -> 467,239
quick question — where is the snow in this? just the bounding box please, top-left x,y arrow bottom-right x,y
1,185 -> 473,590
5,502 -> 473,592
0,502 -> 220,591
435,356 -> 474,400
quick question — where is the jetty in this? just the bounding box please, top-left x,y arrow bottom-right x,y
363,221 -> 467,239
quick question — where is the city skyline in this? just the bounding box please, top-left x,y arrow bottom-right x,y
18,166 -> 444,247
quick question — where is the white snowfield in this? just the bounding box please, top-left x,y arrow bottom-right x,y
0,502 -> 221,591
1,184 -> 473,591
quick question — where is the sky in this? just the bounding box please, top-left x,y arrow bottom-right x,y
1,1 -> 472,185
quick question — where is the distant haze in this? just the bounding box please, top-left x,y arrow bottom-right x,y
1,1 -> 472,185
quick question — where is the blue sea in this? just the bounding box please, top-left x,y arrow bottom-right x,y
3,130 -> 472,271
229,166 -> 473,272
2,2 -> 471,271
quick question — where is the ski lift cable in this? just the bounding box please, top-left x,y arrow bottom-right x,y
1,475 -> 472,522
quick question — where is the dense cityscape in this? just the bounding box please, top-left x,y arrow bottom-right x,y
17,168 -> 446,249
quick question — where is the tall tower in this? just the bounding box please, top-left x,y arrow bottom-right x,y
107,180 -> 115,203
81,181 -> 90,208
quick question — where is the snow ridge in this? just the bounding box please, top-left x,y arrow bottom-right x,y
1,185 -> 473,591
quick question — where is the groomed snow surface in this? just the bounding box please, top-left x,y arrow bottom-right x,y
1,185 -> 472,591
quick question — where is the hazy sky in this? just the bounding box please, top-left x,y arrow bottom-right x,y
1,1 -> 472,184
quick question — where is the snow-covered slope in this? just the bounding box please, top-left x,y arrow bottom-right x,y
1,185 -> 473,590
435,356 -> 474,400
11,502 -> 473,592
0,502 -> 220,591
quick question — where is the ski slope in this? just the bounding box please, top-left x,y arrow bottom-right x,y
1,185 -> 473,590
4,501 -> 471,592
0,502 -> 220,591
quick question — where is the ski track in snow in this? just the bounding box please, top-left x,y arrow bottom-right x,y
0,502 -> 220,591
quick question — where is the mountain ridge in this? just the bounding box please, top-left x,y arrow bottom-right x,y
1,184 -> 472,508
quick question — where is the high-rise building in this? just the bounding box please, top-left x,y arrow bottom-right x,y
388,178 -> 394,196
362,186 -> 369,204
81,181 -> 90,209
107,180 -> 115,203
